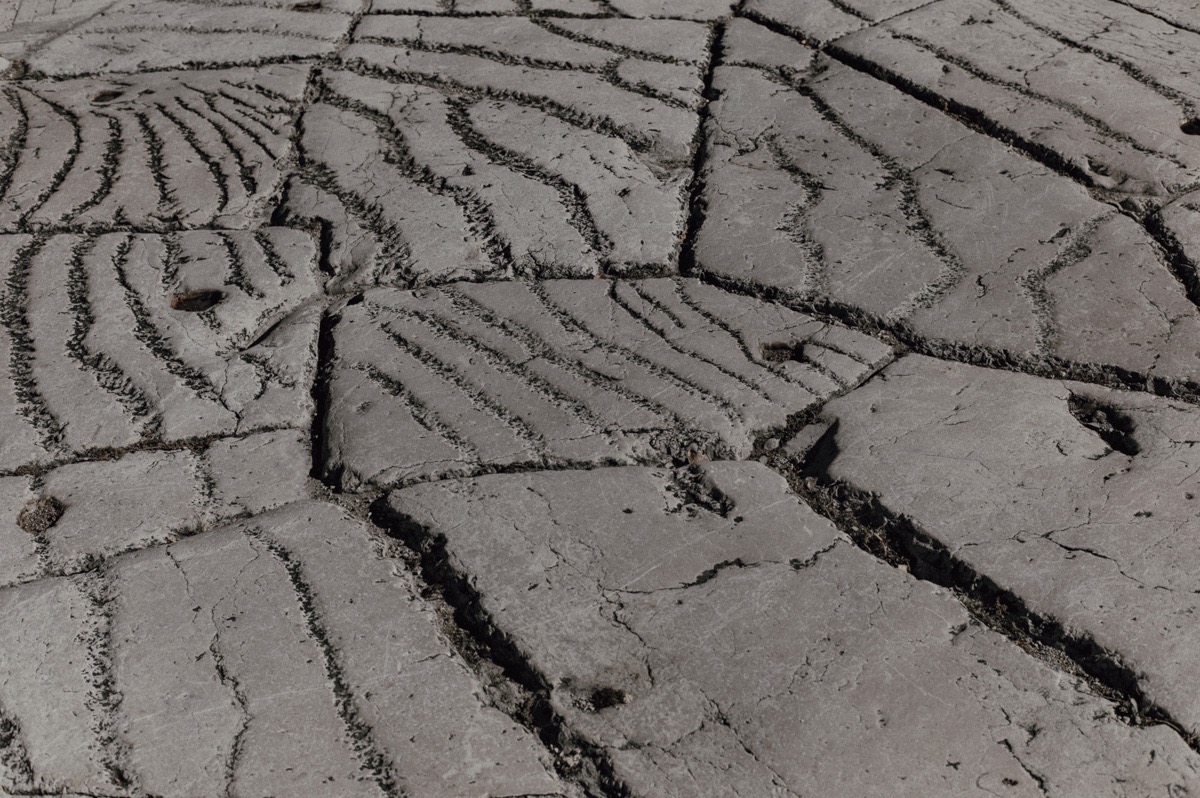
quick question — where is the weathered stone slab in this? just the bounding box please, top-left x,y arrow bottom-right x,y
342,14 -> 706,163
831,0 -> 1200,198
0,230 -> 321,471
0,0 -> 111,69
0,429 -> 309,587
28,0 -> 352,76
285,18 -> 707,286
384,462 -> 1200,796
812,353 -> 1200,738
0,501 -> 568,797
321,278 -> 891,489
368,0 -> 735,17
743,0 -> 930,45
698,20 -> 1200,385
0,65 -> 309,232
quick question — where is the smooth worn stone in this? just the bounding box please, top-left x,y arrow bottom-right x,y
384,462 -> 1200,797
320,278 -> 891,489
28,0 -> 353,76
0,65 -> 310,231
0,501 -> 569,798
698,19 -> 1200,386
0,230 -> 321,471
813,353 -> 1200,738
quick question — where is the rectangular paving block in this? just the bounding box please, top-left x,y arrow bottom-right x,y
0,500 -> 569,798
0,229 -> 321,471
27,0 -> 353,76
383,461 -> 1200,797
697,19 -> 1200,385
320,278 -> 892,489
810,353 -> 1200,741
0,65 -> 311,231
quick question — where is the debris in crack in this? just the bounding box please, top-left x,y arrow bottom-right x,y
1068,393 -> 1141,456
15,496 -> 63,537
169,289 -> 224,312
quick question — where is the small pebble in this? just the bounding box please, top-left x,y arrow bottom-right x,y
170,289 -> 223,312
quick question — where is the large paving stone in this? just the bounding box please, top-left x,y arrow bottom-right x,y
697,19 -> 1200,385
27,0 -> 353,77
0,230 -> 321,471
0,429 -> 309,587
383,461 -> 1200,797
283,16 -> 710,286
368,0 -> 736,17
812,353 -> 1200,738
0,500 -> 569,797
320,278 -> 891,489
830,0 -> 1200,199
0,0 -> 110,68
743,0 -> 930,45
0,65 -> 310,232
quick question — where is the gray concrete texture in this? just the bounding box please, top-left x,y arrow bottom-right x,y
0,0 -> 1197,796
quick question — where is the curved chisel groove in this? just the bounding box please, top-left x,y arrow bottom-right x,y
356,361 -> 482,459
109,235 -> 223,405
153,103 -> 232,217
526,281 -> 746,423
320,86 -> 515,277
16,93 -> 84,229
64,236 -> 159,434
242,526 -> 403,798
389,304 -> 610,433
445,95 -> 612,272
341,59 -> 656,155
441,285 -> 683,429
608,282 -> 775,402
1,235 -> 67,453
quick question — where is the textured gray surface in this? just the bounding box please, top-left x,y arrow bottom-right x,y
1,0 -> 1198,795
